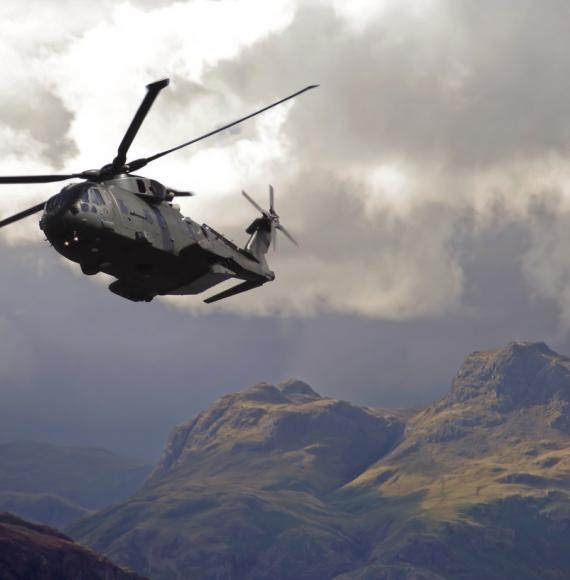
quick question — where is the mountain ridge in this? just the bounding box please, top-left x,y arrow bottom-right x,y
71,341 -> 570,579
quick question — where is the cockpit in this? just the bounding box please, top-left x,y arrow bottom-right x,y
44,183 -> 83,214
77,186 -> 106,212
45,183 -> 108,217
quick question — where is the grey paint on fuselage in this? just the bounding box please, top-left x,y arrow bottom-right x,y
39,174 -> 273,302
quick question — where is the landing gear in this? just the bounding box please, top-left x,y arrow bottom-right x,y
80,262 -> 100,276
108,280 -> 155,302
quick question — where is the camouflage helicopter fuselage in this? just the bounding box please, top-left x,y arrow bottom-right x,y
40,174 -> 273,303
0,79 -> 312,302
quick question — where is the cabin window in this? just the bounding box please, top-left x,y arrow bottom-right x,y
118,199 -> 129,214
136,179 -> 146,193
143,209 -> 154,224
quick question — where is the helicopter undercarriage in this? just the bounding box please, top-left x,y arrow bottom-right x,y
41,217 -> 265,302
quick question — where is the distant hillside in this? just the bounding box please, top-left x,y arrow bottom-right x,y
0,491 -> 89,530
71,344 -> 570,579
0,512 -> 147,579
0,441 -> 152,527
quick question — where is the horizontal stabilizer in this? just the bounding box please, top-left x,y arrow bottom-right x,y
204,280 -> 265,304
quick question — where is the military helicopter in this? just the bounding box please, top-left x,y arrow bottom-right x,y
0,79 -> 317,303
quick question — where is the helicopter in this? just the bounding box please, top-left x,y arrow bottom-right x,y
0,78 -> 317,303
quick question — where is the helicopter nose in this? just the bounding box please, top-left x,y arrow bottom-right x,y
40,192 -> 84,233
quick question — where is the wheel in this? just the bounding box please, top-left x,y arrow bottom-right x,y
80,262 -> 100,276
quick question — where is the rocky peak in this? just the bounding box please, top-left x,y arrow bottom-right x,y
236,382 -> 290,404
151,380 -> 404,490
448,341 -> 570,411
277,379 -> 321,401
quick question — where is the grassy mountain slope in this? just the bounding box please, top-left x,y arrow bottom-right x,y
72,380 -> 404,579
72,344 -> 570,579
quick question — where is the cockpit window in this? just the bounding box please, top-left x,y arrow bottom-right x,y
89,188 -> 105,206
46,184 -> 86,213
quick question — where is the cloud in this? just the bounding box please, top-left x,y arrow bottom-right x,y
7,0 -> 570,459
2,0 -> 570,323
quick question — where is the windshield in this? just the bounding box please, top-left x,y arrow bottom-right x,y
45,183 -> 90,214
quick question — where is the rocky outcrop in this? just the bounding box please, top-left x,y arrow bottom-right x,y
447,341 -> 570,410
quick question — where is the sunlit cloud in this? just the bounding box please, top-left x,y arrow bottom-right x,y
2,0 -> 570,323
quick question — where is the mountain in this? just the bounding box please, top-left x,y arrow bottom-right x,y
0,441 -> 152,527
339,341 -> 570,578
71,379 -> 405,579
71,344 -> 570,579
0,512 -> 147,579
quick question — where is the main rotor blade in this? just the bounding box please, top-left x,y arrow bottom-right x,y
0,201 -> 46,229
127,84 -> 319,172
242,190 -> 269,217
276,224 -> 299,246
0,174 -> 81,184
110,78 -> 170,173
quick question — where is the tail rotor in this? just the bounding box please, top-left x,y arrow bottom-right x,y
242,185 -> 298,252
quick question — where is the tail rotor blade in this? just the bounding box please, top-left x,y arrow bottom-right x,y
0,201 -> 46,229
276,224 -> 299,247
242,190 -> 269,217
269,184 -> 275,214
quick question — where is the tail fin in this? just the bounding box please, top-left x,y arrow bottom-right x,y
242,186 -> 298,263
244,215 -> 272,264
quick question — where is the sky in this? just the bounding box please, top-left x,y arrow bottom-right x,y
2,0 -> 570,460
